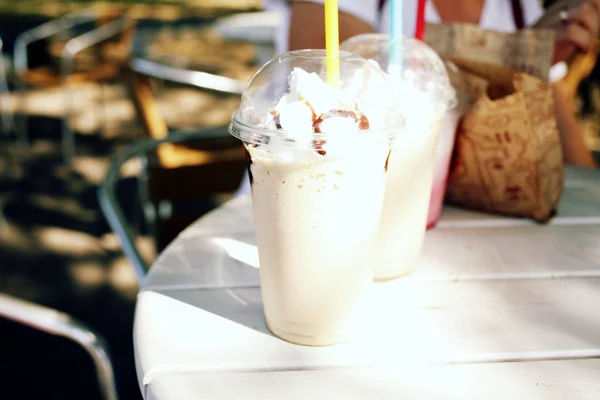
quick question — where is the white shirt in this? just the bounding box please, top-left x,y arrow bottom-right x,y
266,0 -> 545,55
264,0 -> 566,81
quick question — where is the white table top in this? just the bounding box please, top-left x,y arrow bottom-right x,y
135,166 -> 600,400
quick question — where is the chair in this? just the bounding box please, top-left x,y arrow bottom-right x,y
99,129 -> 246,282
0,38 -> 15,137
104,21 -> 272,270
123,51 -> 249,253
13,7 -> 135,168
0,293 -> 119,400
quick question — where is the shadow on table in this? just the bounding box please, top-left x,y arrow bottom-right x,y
144,196 -> 261,290
149,228 -> 270,335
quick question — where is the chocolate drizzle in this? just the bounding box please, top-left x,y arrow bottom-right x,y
312,109 -> 370,133
269,110 -> 282,129
384,149 -> 391,172
268,94 -> 371,157
243,147 -> 254,185
300,98 -> 317,121
313,139 -> 327,156
311,109 -> 370,156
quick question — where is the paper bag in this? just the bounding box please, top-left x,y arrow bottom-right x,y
425,23 -> 564,222
426,23 -> 555,81
447,69 -> 563,221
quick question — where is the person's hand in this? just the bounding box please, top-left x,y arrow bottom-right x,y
553,0 -> 600,63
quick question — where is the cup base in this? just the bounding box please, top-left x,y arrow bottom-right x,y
266,318 -> 354,347
373,265 -> 418,281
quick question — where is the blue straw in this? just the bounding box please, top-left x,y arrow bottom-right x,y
389,0 -> 403,76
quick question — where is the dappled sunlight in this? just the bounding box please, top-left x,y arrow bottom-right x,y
160,88 -> 214,113
30,194 -> 96,222
159,90 -> 239,129
99,232 -> 123,252
15,84 -> 103,118
34,227 -> 103,256
0,223 -> 35,252
18,88 -> 67,117
72,156 -> 109,184
30,139 -> 59,157
109,256 -> 139,295
119,156 -> 144,178
100,233 -> 156,266
136,236 -> 158,264
69,261 -> 106,288
68,109 -> 103,135
70,97 -> 138,136
99,98 -> 138,130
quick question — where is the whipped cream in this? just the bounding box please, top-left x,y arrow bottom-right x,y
262,67 -> 394,156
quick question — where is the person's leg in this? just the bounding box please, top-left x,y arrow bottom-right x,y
553,82 -> 598,168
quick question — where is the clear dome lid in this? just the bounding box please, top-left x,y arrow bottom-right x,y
230,49 -> 404,147
340,33 -> 457,115
443,59 -> 470,115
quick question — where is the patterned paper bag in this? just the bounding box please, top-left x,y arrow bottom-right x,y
425,23 -> 564,222
448,68 -> 563,221
425,23 -> 555,80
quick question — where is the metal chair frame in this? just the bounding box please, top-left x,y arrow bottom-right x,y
102,20 -> 267,282
60,15 -> 134,169
0,38 -> 15,137
0,293 -> 119,400
98,128 -> 232,283
129,57 -> 246,95
14,7 -> 134,168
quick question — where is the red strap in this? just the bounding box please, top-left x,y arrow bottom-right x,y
378,0 -> 525,30
415,0 -> 427,40
510,0 -> 525,30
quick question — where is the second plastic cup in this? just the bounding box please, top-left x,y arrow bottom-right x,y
427,62 -> 467,228
230,50 -> 403,345
427,108 -> 461,228
341,34 -> 456,280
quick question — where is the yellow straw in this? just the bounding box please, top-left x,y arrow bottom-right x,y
324,0 -> 340,86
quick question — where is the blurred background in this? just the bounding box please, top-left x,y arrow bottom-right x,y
0,0 -> 598,399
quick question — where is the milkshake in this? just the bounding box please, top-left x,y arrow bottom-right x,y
230,50 -> 402,345
341,34 -> 456,279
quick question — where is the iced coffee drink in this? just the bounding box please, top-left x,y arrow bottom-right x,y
230,50 -> 402,346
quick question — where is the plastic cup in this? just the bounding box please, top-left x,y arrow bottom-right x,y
341,34 -> 456,280
427,61 -> 468,228
230,50 -> 404,346
427,110 -> 460,228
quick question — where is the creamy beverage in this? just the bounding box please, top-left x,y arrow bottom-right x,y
375,109 -> 441,279
248,140 -> 389,345
341,34 -> 456,279
230,51 -> 402,345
